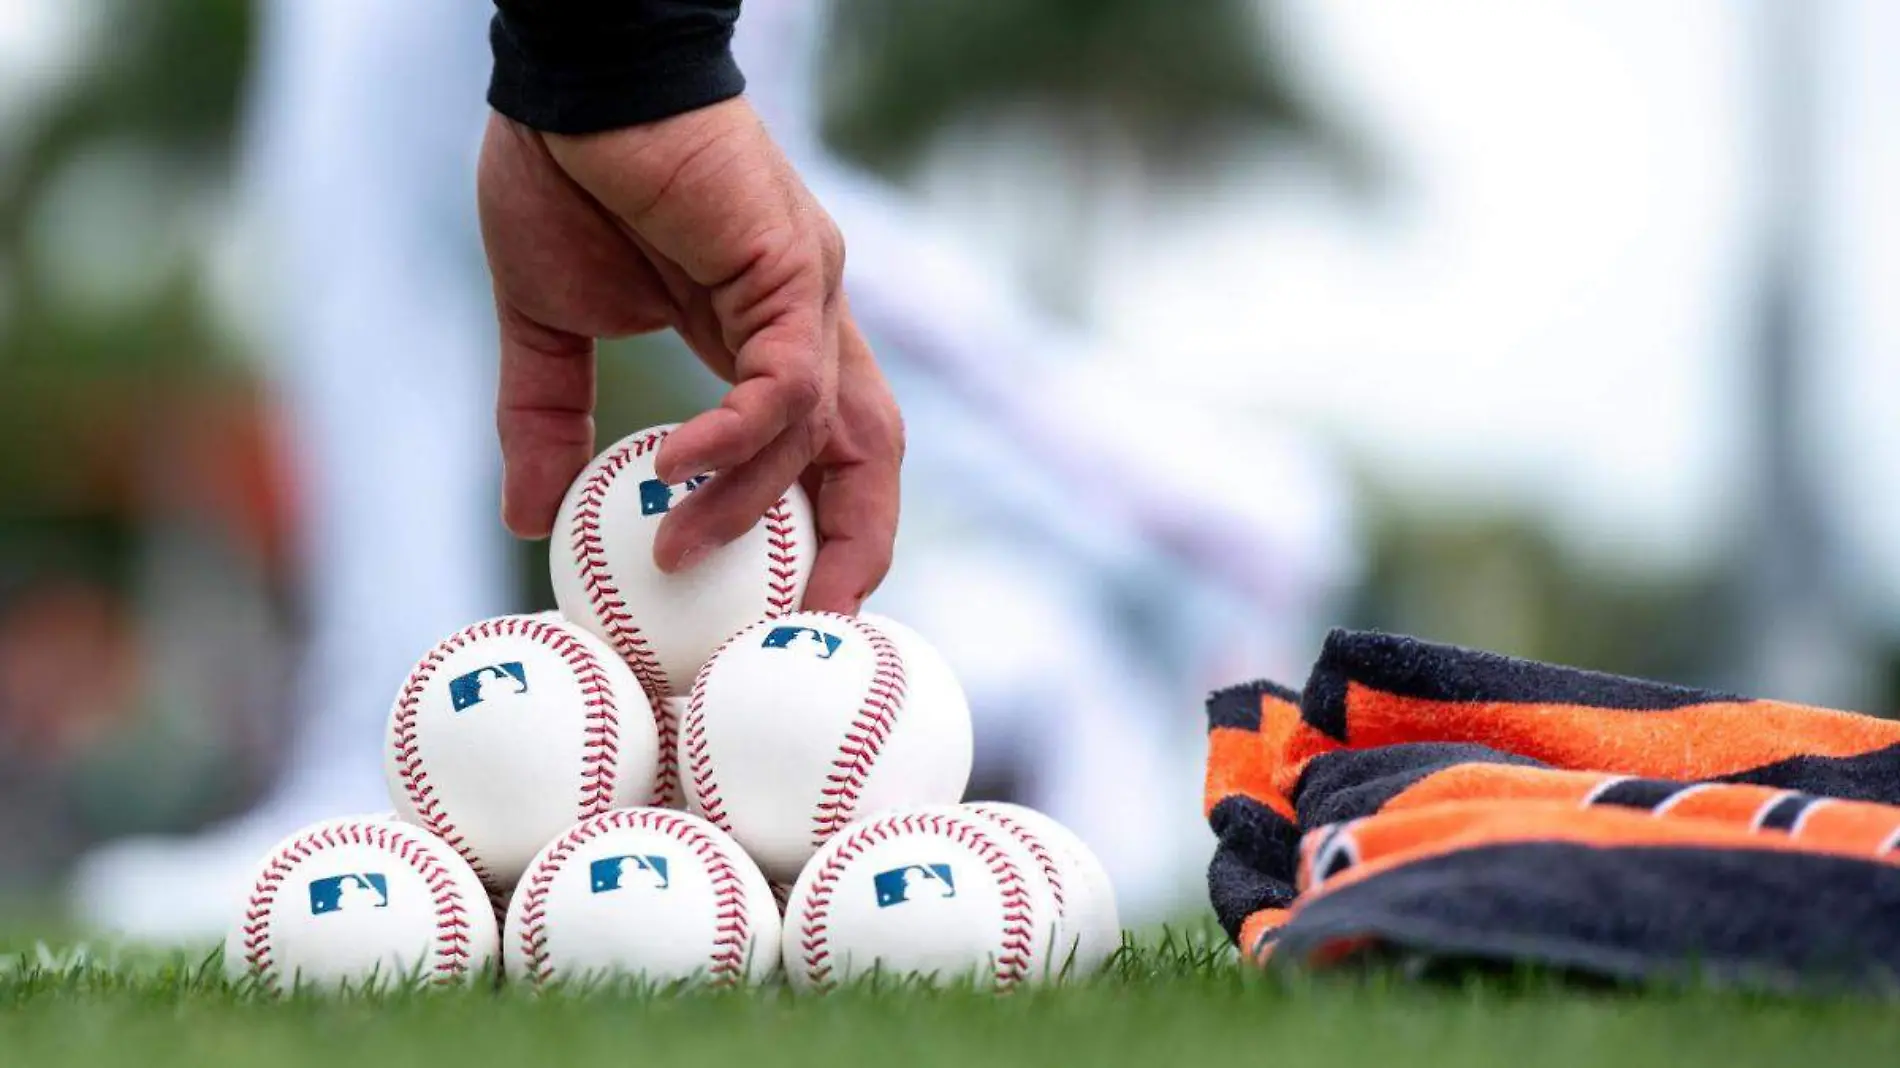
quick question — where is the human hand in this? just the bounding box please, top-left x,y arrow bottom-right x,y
478,97 -> 903,614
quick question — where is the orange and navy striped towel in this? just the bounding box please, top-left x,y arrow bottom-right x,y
1205,629 -> 1900,992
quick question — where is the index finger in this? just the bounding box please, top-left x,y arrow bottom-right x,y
654,349 -> 827,485
652,223 -> 839,485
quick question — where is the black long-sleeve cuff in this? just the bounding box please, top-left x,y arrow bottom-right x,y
489,1 -> 745,135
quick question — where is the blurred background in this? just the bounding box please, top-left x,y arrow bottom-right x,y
0,0 -> 1895,929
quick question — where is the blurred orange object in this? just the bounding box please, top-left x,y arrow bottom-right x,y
0,579 -> 141,761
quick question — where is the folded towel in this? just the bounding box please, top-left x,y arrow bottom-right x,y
1205,629 -> 1900,992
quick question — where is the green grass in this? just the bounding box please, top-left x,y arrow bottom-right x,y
2,923 -> 1897,1068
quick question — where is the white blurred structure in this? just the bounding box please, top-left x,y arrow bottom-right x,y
72,0 -> 507,941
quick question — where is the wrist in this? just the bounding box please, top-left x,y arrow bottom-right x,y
489,1 -> 745,135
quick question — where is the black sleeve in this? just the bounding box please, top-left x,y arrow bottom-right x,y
489,1 -> 745,135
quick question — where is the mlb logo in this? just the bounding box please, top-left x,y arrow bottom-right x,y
760,626 -> 842,660
448,662 -> 528,712
873,864 -> 956,908
589,854 -> 670,893
638,476 -> 709,517
308,873 -> 389,916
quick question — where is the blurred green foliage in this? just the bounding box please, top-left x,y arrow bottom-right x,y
0,1 -> 254,517
820,0 -> 1368,183
1351,501 -> 1741,691
0,1 -> 249,230
819,0 -> 1378,315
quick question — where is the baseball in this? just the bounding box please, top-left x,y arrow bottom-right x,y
549,424 -> 816,709
681,611 -> 973,882
502,808 -> 779,987
856,611 -> 970,724
964,802 -> 1122,977
384,614 -> 660,897
780,805 -> 1059,991
225,817 -> 496,992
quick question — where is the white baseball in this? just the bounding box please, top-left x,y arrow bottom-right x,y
549,424 -> 816,714
681,611 -> 973,882
780,805 -> 1058,991
964,802 -> 1121,977
225,817 -> 496,992
385,614 -> 659,896
856,611 -> 970,727
502,808 -> 779,987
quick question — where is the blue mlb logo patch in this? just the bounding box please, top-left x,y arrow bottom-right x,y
638,476 -> 709,516
308,873 -> 389,916
448,662 -> 528,712
760,626 -> 842,659
589,855 -> 670,893
873,864 -> 956,908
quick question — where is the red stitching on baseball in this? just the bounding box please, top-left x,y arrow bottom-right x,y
570,430 -> 672,702
241,821 -> 480,993
682,627 -> 753,833
970,806 -> 1066,915
391,617 -> 623,896
652,699 -> 681,808
514,810 -> 752,986
810,618 -> 907,844
763,498 -> 801,617
795,811 -> 1036,991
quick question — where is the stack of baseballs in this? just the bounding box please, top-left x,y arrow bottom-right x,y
226,424 -> 1119,994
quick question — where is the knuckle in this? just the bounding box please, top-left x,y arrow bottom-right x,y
816,214 -> 846,288
779,365 -> 827,421
867,534 -> 896,582
740,224 -> 803,283
884,405 -> 907,463
734,224 -> 830,312
852,388 -> 904,466
495,411 -> 533,455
